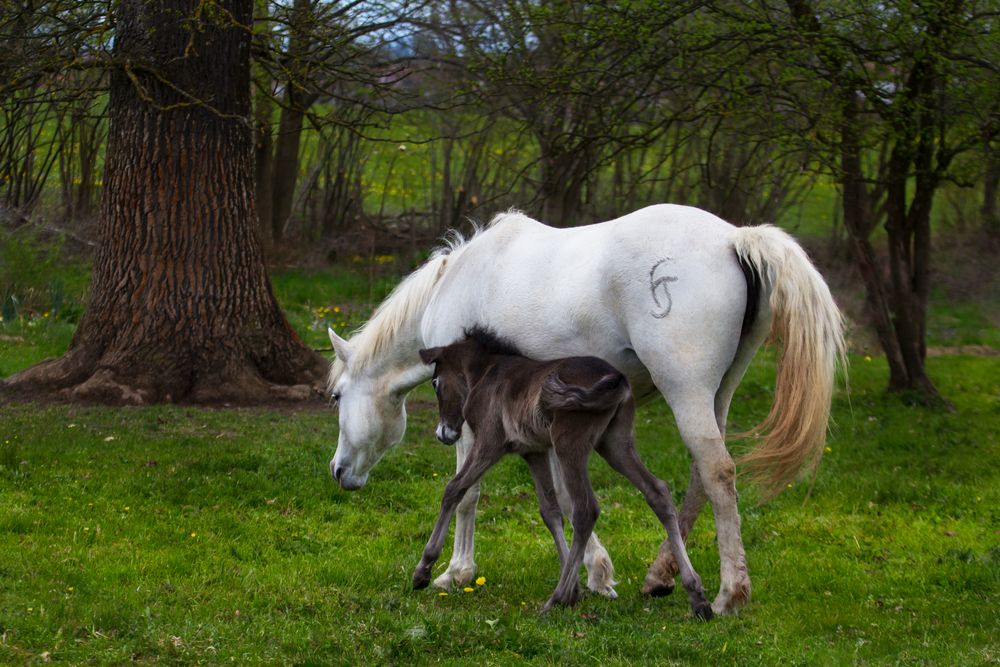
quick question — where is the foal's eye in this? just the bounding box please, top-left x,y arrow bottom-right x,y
431,377 -> 439,391
331,391 -> 341,405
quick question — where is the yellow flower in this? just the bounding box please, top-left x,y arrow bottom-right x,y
864,355 -> 872,362
438,592 -> 448,597
67,586 -> 74,592
824,447 -> 832,453
333,306 -> 340,314
475,576 -> 486,586
190,532 -> 197,538
463,586 -> 474,593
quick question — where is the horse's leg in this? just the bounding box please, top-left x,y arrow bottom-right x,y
644,343 -> 750,596
643,463 -> 706,596
432,424 -> 480,590
543,445 -> 600,611
669,391 -> 751,616
414,437 -> 504,590
597,429 -> 712,620
523,452 -> 569,568
548,449 -> 617,598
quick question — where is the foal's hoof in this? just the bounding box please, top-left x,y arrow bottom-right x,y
542,585 -> 582,612
643,581 -> 675,597
412,568 -> 432,590
693,601 -> 714,622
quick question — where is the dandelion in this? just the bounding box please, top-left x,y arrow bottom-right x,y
123,506 -> 130,512
476,576 -> 486,586
787,483 -> 793,489
67,586 -> 74,592
438,592 -> 448,597
463,586 -> 474,593
824,446 -> 832,453
190,532 -> 197,538
864,355 -> 872,362
333,306 -> 340,314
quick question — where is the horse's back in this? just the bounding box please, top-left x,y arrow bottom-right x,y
423,205 -> 751,394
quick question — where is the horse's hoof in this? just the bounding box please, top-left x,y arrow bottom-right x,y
432,566 -> 474,591
597,585 -> 618,600
710,580 -> 751,616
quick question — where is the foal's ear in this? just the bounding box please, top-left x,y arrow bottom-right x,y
418,347 -> 440,365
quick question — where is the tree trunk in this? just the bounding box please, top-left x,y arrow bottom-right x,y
539,145 -> 586,227
270,98 -> 306,243
839,97 -> 909,387
269,0 -> 314,244
3,0 -> 327,405
983,144 -> 999,234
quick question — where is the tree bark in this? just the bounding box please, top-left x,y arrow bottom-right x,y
3,0 -> 327,405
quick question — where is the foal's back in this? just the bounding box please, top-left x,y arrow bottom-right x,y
466,352 -> 632,452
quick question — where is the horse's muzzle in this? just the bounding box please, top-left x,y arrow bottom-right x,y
330,459 -> 368,490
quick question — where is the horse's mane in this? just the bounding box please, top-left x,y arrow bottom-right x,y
463,325 -> 523,357
327,213 -> 529,390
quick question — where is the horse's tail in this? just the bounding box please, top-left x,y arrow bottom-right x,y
731,225 -> 846,499
541,370 -> 630,413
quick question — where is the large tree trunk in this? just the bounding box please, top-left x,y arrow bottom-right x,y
3,0 -> 327,405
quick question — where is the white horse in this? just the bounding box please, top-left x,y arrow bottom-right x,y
326,204 -> 845,615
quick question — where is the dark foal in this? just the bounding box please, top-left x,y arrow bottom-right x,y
414,328 -> 712,618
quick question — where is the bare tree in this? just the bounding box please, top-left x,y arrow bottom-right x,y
4,0 -> 327,403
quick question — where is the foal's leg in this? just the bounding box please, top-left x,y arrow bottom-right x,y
413,437 -> 504,591
432,424 -> 480,590
548,449 -> 618,598
544,443 -> 600,611
523,452 -> 569,568
597,433 -> 712,620
643,463 -> 706,596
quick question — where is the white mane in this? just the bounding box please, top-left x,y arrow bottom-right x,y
327,222 -> 501,389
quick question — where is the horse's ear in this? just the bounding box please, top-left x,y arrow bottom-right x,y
419,347 -> 440,365
328,327 -> 353,363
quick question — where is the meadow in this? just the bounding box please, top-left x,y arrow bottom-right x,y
1,254 -> 999,665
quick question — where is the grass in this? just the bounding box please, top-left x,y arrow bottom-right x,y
1,230 -> 998,663
2,278 -> 999,664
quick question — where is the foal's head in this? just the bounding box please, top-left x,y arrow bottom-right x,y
419,327 -> 522,445
419,342 -> 471,445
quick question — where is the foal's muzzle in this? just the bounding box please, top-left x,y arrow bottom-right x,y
435,423 -> 460,446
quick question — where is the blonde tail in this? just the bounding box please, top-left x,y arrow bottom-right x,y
732,226 -> 846,499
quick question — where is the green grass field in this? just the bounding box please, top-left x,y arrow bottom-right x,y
2,247 -> 999,664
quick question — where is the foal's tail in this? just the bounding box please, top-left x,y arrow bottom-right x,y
541,371 -> 630,412
731,226 -> 846,499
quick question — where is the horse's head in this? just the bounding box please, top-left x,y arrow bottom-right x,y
418,345 -> 468,445
327,328 -> 425,490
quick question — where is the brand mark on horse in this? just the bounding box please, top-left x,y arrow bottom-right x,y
649,258 -> 679,319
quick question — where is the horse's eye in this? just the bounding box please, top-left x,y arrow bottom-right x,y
431,377 -> 439,390
331,392 -> 341,404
